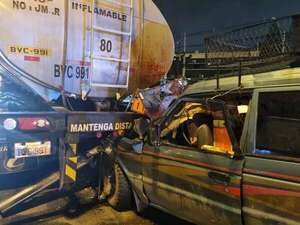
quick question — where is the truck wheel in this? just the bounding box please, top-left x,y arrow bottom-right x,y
103,163 -> 132,211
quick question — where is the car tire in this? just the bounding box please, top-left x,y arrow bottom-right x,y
106,163 -> 132,211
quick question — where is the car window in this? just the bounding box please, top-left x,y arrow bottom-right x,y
255,91 -> 300,157
0,74 -> 52,112
160,100 -> 235,155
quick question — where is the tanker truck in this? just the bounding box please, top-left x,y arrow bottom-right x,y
0,0 -> 174,216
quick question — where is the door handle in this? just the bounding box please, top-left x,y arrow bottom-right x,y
132,141 -> 144,154
208,171 -> 231,185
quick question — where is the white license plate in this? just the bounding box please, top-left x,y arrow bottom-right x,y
14,141 -> 51,158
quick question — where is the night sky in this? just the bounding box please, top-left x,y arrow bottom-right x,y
154,0 -> 300,40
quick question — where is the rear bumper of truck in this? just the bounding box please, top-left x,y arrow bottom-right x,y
0,112 -> 65,175
0,110 -> 141,216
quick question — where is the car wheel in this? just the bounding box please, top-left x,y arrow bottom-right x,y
102,163 -> 132,211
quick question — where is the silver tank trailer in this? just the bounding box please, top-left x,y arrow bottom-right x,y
0,0 -> 174,101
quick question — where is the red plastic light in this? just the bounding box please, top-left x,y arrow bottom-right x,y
17,118 -> 50,130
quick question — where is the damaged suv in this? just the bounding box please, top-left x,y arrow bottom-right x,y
100,67 -> 300,225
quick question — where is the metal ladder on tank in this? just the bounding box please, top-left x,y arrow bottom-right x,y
89,0 -> 134,90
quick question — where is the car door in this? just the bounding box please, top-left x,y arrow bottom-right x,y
143,98 -> 244,225
242,87 -> 300,225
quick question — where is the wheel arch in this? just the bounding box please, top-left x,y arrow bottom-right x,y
115,155 -> 149,211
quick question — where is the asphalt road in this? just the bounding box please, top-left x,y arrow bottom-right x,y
0,173 -> 192,225
0,188 -> 192,225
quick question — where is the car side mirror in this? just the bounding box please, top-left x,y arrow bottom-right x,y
133,117 -> 150,140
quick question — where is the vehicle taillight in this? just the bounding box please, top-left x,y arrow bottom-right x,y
17,118 -> 50,131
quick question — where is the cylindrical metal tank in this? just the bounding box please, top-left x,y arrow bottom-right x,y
0,0 -> 174,100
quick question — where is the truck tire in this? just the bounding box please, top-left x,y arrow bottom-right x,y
105,163 -> 132,211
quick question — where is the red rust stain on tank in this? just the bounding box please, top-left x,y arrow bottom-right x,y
129,20 -> 174,89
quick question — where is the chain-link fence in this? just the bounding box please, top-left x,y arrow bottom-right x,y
175,31 -> 208,54
204,15 -> 300,70
171,15 -> 300,82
